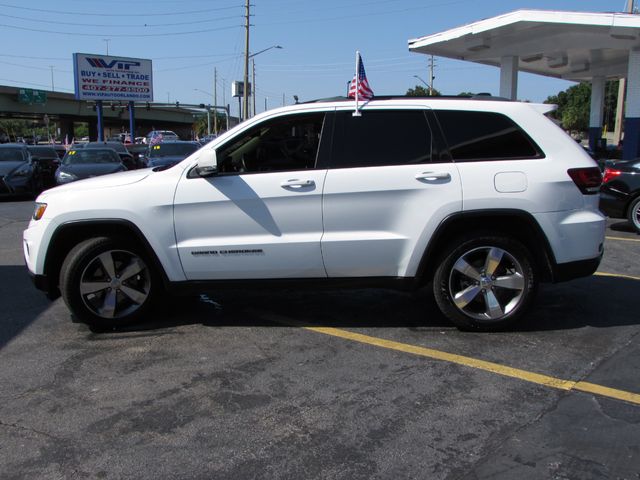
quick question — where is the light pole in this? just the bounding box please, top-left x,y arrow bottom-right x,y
194,89 -> 212,135
103,39 -> 111,55
244,45 -> 283,119
194,88 -> 229,134
414,73 -> 434,96
414,75 -> 429,93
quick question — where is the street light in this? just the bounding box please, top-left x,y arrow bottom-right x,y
414,75 -> 428,87
244,45 -> 283,120
414,75 -> 433,96
248,45 -> 283,59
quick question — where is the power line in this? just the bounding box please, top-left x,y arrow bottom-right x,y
0,2 -> 243,17
0,23 -> 241,37
0,13 -> 242,28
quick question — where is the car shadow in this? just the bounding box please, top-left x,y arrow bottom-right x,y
0,265 -> 53,350
87,275 -> 640,336
608,220 -> 638,234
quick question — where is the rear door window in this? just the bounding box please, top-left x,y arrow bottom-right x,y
330,110 -> 438,168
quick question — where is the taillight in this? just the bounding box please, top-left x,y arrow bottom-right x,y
602,167 -> 622,184
567,167 -> 602,195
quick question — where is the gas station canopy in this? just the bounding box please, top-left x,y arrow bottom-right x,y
408,9 -> 640,82
408,9 -> 640,159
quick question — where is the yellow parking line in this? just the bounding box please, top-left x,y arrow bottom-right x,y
606,235 -> 640,243
266,315 -> 640,406
595,271 -> 640,281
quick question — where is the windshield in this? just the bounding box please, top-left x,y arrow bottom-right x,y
28,147 -> 58,159
63,149 -> 120,165
0,148 -> 26,162
85,142 -> 127,153
149,143 -> 198,157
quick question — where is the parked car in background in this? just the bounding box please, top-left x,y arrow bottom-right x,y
144,140 -> 200,168
198,134 -> 218,146
0,143 -> 45,197
145,130 -> 179,144
55,148 -> 126,185
600,159 -> 640,233
125,143 -> 149,168
27,146 -> 60,189
84,141 -> 138,169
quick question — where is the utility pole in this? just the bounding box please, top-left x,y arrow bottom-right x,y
614,0 -> 635,145
222,78 -> 227,130
252,59 -> 256,118
242,0 -> 250,121
213,68 -> 218,133
428,55 -> 436,96
49,66 -> 55,92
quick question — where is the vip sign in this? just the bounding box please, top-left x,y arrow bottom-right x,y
73,53 -> 153,102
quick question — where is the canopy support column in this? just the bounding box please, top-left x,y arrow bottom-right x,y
499,56 -> 518,100
624,48 -> 640,160
589,76 -> 605,152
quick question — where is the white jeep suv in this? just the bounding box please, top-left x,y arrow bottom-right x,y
24,97 -> 605,331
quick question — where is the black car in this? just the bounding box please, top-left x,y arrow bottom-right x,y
600,159 -> 640,233
55,148 -> 126,185
144,140 -> 200,168
0,143 -> 45,197
84,141 -> 137,170
28,145 -> 60,189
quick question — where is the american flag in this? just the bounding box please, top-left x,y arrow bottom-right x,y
348,53 -> 374,101
149,132 -> 163,146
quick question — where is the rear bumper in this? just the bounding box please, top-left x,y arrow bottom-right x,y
552,254 -> 602,283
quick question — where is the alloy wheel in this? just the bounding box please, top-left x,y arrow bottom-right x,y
448,246 -> 526,321
79,249 -> 151,319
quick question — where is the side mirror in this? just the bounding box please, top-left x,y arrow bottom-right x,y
195,149 -> 219,177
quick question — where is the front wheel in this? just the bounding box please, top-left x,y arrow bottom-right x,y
59,237 -> 158,328
628,196 -> 640,234
433,236 -> 537,331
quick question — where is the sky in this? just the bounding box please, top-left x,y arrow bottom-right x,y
0,0 -> 629,119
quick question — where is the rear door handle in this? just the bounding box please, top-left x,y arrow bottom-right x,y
280,179 -> 314,188
415,171 -> 451,181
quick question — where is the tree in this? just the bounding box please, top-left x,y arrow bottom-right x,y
406,85 -> 441,97
544,81 -> 619,132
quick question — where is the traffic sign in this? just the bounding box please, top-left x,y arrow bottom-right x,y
18,89 -> 47,105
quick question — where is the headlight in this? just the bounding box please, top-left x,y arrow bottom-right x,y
56,170 -> 77,182
33,202 -> 47,220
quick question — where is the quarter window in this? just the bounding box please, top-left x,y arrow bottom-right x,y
434,110 -> 542,161
331,110 -> 435,168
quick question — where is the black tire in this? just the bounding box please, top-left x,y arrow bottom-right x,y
628,196 -> 640,234
59,236 -> 158,328
433,235 -> 537,331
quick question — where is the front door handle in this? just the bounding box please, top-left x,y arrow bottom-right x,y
280,179 -> 314,188
415,171 -> 451,181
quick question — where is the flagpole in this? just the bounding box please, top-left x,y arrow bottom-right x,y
353,50 -> 361,117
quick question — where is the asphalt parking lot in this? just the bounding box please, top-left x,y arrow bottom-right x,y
1,199 -> 639,480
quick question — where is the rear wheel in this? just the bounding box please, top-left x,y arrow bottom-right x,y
628,196 -> 640,234
59,237 -> 157,328
433,235 -> 537,331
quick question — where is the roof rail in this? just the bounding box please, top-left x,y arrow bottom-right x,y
301,94 -> 512,104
